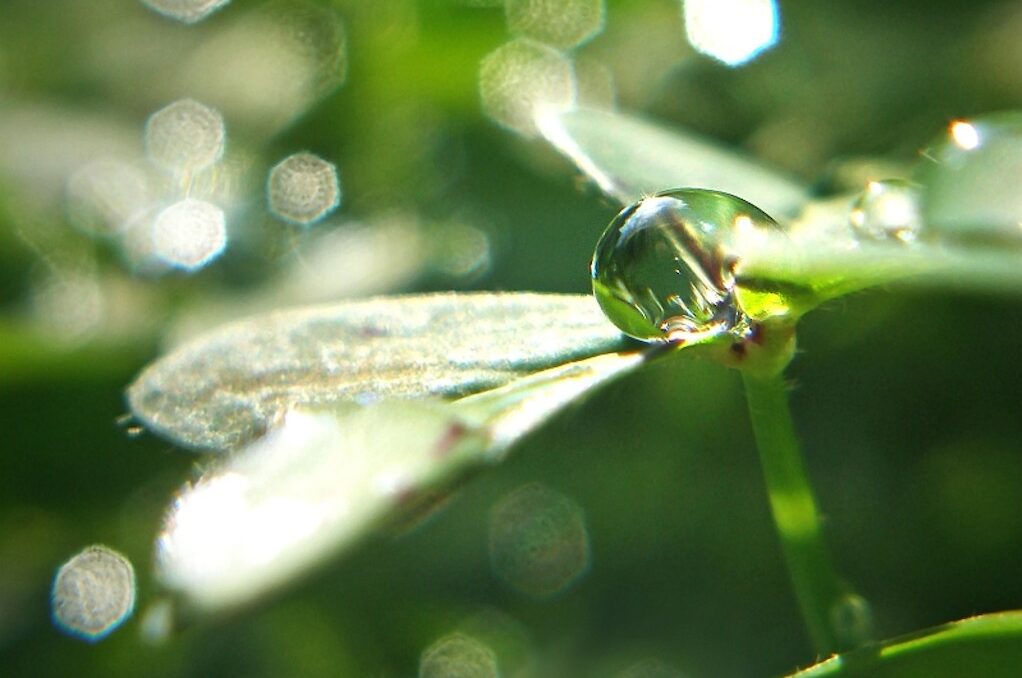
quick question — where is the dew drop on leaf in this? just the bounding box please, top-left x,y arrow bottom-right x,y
848,179 -> 922,244
591,188 -> 784,343
918,113 -> 1022,245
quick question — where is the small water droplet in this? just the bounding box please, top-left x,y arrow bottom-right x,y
849,179 -> 922,244
829,593 -> 874,648
918,113 -> 1022,245
591,188 -> 783,343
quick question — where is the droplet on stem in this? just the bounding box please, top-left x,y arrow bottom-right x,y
591,188 -> 783,343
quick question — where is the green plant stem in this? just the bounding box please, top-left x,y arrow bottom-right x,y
742,370 -> 849,656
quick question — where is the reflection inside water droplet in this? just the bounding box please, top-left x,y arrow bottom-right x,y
918,113 -> 1022,245
849,179 -> 922,244
591,188 -> 784,343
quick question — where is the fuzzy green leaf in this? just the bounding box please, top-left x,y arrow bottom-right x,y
537,106 -> 809,216
131,292 -> 660,617
127,292 -> 631,452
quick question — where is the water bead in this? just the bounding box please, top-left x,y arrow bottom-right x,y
848,179 -> 922,244
918,113 -> 1022,244
591,188 -> 782,343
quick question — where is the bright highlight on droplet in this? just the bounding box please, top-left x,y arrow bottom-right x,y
505,0 -> 606,49
267,152 -> 341,226
682,0 -> 779,67
420,633 -> 499,678
51,545 -> 136,642
141,0 -> 230,24
145,99 -> 225,173
479,38 -> 576,138
950,120 -> 981,151
489,483 -> 589,598
152,198 -> 227,271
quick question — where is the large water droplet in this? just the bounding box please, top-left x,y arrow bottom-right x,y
591,188 -> 782,343
918,113 -> 1022,245
849,179 -> 922,244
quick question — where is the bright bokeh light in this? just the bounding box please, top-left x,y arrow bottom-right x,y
267,152 -> 341,226
420,633 -> 499,678
51,546 -> 136,642
505,0 -> 606,49
141,0 -> 230,24
479,38 -> 577,137
489,483 -> 590,598
950,120 -> 981,150
145,99 -> 225,173
177,2 -> 346,133
30,268 -> 105,342
683,0 -> 779,67
151,198 -> 227,271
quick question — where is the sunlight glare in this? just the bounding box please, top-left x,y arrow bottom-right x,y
683,0 -> 779,67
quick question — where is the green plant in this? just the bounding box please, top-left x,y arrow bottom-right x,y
125,105 -> 1022,674
4,2 -> 1022,676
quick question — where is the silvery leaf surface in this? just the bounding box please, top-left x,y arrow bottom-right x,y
153,349 -> 649,614
128,292 -> 630,452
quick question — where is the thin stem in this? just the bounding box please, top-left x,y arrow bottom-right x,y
742,370 -> 860,657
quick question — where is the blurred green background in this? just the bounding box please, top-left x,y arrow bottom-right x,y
2,0 -> 1021,676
